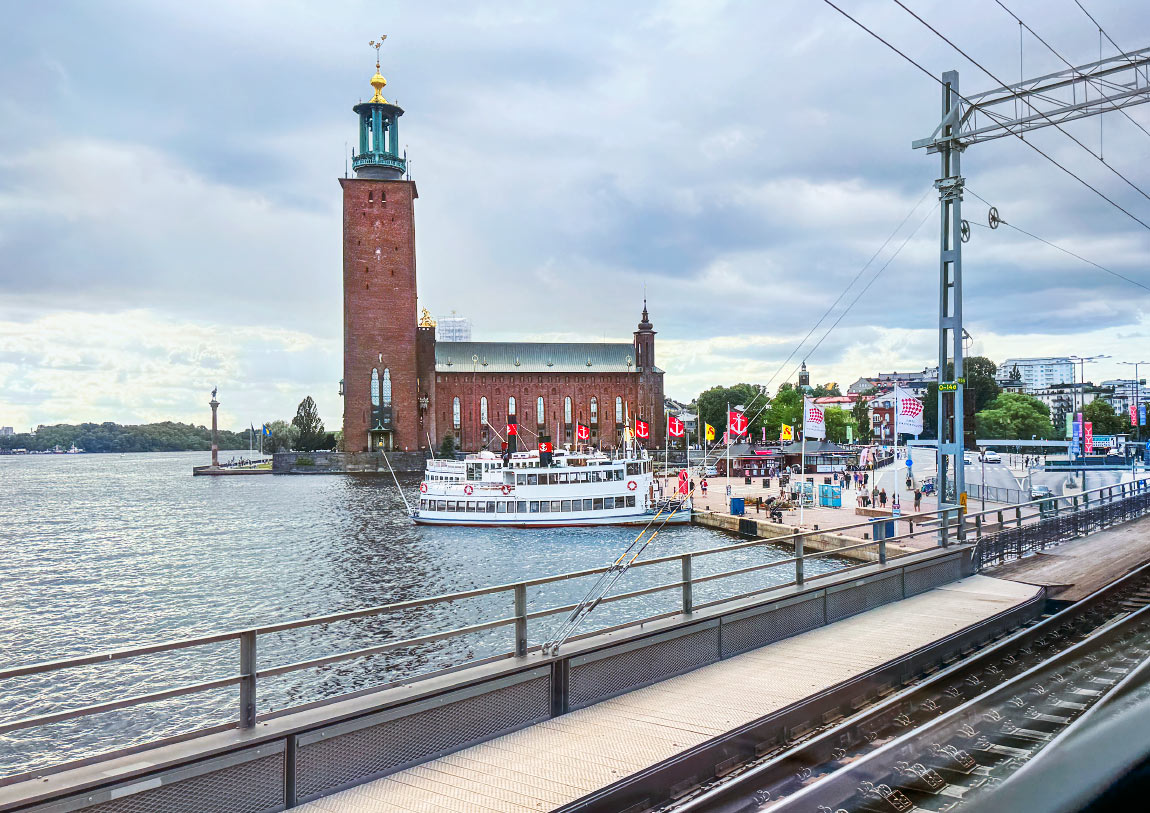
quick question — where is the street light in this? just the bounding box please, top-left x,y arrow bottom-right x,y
1119,360 -> 1148,442
1068,354 -> 1111,454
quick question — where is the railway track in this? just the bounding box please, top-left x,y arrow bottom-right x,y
655,564 -> 1150,813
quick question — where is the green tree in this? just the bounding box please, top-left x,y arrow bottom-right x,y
291,396 -> 327,451
439,431 -> 457,457
763,386 -> 802,440
1008,364 -> 1022,382
922,356 -> 1000,440
851,398 -> 873,442
823,407 -> 856,444
696,384 -> 768,439
1082,398 -> 1129,435
974,393 -> 1056,439
811,382 -> 842,397
262,419 -> 298,453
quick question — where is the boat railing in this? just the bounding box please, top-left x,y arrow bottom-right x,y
9,478 -> 1148,776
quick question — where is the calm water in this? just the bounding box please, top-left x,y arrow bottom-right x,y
0,452 -> 842,776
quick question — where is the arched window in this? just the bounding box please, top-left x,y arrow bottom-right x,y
453,397 -> 461,430
615,396 -> 623,424
564,396 -> 572,423
370,368 -> 380,406
590,397 -> 598,424
537,396 -> 545,424
508,396 -> 516,418
381,368 -> 392,407
480,396 -> 488,424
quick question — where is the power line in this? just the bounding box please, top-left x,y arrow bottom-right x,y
890,0 -> 1150,207
816,0 -> 1150,233
966,187 -> 1150,293
991,0 -> 1150,145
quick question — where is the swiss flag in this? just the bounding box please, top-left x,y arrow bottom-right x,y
668,415 -> 685,437
728,410 -> 749,436
635,419 -> 650,439
576,424 -> 590,441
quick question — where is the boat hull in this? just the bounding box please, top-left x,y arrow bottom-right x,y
413,511 -> 692,528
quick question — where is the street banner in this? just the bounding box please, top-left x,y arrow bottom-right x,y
678,469 -> 689,495
804,398 -> 826,440
894,386 -> 924,436
846,424 -> 854,444
667,415 -> 684,437
705,423 -> 715,441
1065,413 -> 1073,438
1132,405 -> 1139,426
635,419 -> 650,440
728,410 -> 749,436
576,423 -> 589,441
780,424 -> 793,441
1085,421 -> 1094,454
1141,404 -> 1147,426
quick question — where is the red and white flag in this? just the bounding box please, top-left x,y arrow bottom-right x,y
635,419 -> 650,439
1132,404 -> 1139,426
576,424 -> 590,441
894,386 -> 924,436
803,398 -> 826,440
507,422 -> 518,436
668,415 -> 685,437
728,410 -> 749,436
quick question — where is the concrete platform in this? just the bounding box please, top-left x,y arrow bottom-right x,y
990,514 -> 1150,601
297,575 -> 1040,813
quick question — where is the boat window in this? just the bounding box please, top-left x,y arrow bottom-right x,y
551,500 -> 561,512
539,501 -> 550,513
517,501 -> 528,513
528,473 -> 538,485
558,472 -> 569,483
578,472 -> 589,482
496,501 -> 507,513
627,495 -> 636,507
516,474 -> 525,485
486,501 -> 495,512
437,500 -> 446,510
529,501 -> 539,513
561,500 -> 571,511
583,499 -> 593,510
570,499 -> 581,512
474,501 -> 485,513
467,462 -> 481,481
593,498 -> 604,511
604,497 -> 614,509
627,463 -> 640,476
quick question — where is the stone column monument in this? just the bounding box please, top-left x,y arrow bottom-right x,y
210,388 -> 220,469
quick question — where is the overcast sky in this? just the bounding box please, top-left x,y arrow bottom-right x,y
2,0 -> 1149,432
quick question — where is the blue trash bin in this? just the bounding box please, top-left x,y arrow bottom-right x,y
730,497 -> 745,516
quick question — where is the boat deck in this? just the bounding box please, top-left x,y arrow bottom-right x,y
298,574 -> 1040,813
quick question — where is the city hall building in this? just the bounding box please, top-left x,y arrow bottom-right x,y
341,56 -> 665,453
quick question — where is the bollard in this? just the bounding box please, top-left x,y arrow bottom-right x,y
957,507 -> 966,543
795,533 -> 804,586
239,630 -> 257,729
514,583 -> 528,657
680,555 -> 693,615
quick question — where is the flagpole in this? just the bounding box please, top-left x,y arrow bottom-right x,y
800,420 -> 807,526
686,418 -> 691,506
726,402 -> 731,505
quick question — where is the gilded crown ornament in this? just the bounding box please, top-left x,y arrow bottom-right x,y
368,35 -> 388,103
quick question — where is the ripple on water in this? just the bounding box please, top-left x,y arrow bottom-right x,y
0,452 -> 844,776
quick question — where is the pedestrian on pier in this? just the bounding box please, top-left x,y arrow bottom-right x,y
701,478 -> 708,496
879,488 -> 888,508
914,487 -> 922,511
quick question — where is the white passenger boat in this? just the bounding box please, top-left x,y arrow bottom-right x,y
413,447 -> 691,527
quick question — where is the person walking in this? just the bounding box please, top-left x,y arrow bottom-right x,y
701,478 -> 708,496
879,488 -> 888,508
914,487 -> 922,511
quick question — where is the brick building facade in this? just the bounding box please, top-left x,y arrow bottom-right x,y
341,58 -> 665,454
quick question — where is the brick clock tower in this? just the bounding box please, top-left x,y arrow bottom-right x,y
341,44 -> 421,452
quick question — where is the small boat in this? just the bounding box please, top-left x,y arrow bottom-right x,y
413,446 -> 691,528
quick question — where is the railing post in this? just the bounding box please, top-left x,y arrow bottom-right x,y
957,506 -> 966,543
239,630 -> 256,729
795,532 -> 805,586
680,555 -> 693,615
514,583 -> 528,657
878,535 -> 887,565
975,514 -> 983,541
1015,507 -> 1022,528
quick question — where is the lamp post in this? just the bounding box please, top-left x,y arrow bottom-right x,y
1119,361 -> 1148,442
209,388 -> 220,469
1068,354 -> 1111,459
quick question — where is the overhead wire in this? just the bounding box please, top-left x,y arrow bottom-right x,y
889,0 -> 1150,207
817,0 -> 1150,233
966,187 -> 1150,293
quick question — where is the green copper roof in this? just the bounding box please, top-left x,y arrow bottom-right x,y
435,342 -> 661,374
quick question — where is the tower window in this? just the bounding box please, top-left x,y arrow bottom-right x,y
453,397 -> 461,430
616,396 -> 623,424
564,397 -> 572,424
480,396 -> 488,425
590,397 -> 598,424
382,369 -> 392,407
368,191 -> 373,203
370,368 -> 380,407
380,191 -> 387,203
537,397 -> 545,425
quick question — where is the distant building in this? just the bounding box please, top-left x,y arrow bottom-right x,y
0,427 -> 13,436
798,361 -> 812,393
999,357 -> 1074,390
1030,383 -> 1111,431
1100,379 -> 1142,414
850,367 -> 936,396
435,315 -> 472,343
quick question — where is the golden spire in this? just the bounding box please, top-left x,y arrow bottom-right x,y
419,307 -> 437,328
368,35 -> 388,104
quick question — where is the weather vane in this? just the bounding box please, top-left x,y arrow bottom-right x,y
369,35 -> 387,70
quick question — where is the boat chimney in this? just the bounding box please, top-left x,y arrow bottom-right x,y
539,435 -> 554,467
507,416 -> 518,454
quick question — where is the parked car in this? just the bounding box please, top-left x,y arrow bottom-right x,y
963,454 -> 973,465
984,451 -> 1002,463
1030,484 -> 1054,500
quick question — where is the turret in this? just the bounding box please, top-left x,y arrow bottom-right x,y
633,300 -> 656,370
352,36 -> 407,180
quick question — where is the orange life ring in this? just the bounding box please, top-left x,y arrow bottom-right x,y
627,480 -> 637,491
501,484 -> 512,495
419,482 -> 428,493
464,484 -> 474,495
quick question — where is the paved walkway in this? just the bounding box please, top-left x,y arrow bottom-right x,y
988,513 -> 1150,601
297,575 -> 1040,813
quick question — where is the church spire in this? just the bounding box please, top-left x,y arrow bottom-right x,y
352,35 -> 407,180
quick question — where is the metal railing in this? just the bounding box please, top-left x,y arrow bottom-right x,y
3,478 -> 1148,771
966,481 -> 1027,506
